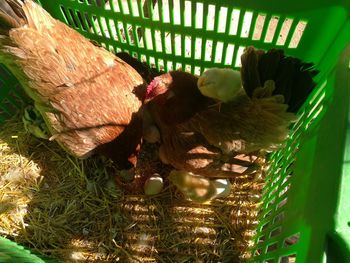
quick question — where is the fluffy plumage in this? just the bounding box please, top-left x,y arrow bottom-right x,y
197,68 -> 242,102
168,170 -> 231,203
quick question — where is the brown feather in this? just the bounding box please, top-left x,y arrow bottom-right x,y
0,1 -> 145,167
146,73 -> 295,177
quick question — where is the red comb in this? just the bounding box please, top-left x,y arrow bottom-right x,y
146,78 -> 159,99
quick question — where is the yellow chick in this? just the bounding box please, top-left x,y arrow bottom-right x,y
197,68 -> 242,102
168,170 -> 231,204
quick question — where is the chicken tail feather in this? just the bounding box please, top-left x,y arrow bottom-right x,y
241,46 -> 319,113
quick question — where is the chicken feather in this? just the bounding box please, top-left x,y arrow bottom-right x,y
0,0 -> 145,167
145,47 -> 317,176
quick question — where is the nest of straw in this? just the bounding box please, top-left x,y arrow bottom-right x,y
0,112 -> 265,262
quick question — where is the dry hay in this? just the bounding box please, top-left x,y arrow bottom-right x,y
0,113 -> 265,262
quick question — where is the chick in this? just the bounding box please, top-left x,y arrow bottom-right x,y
168,170 -> 231,204
197,68 -> 242,102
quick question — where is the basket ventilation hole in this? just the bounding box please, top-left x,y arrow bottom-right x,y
277,197 -> 288,209
279,254 -> 296,263
264,209 -> 272,219
270,227 -> 282,238
172,33 -> 182,56
68,8 -> 80,28
160,0 -> 170,23
195,2 -> 204,28
175,62 -> 182,70
262,222 -> 269,231
103,0 -> 111,11
155,30 -> 163,52
149,56 -> 156,69
254,248 -> 262,256
229,9 -> 241,35
252,14 -> 266,40
206,5 -> 216,31
89,0 -> 104,8
276,18 -> 294,46
119,0 -> 130,15
173,0 -> 181,24
194,66 -> 201,76
268,185 -> 278,198
118,22 -> 128,43
88,15 -> 102,36
99,17 -> 111,38
144,28 -> 153,50
241,11 -> 253,38
279,183 -> 291,198
264,16 -> 280,43
235,46 -> 245,67
267,242 -> 278,252
75,11 -> 89,31
158,59 -> 165,72
107,19 -> 119,41
273,212 -> 285,224
205,40 -> 213,61
218,7 -> 228,33
258,235 -> 265,243
60,6 -> 71,27
289,21 -> 307,48
284,233 -> 300,247
185,64 -> 192,73
267,197 -> 276,208
224,44 -> 235,65
167,61 -> 174,71
214,42 -> 224,63
185,36 -> 192,58
183,1 -> 192,27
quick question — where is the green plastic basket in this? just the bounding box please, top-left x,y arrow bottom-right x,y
1,0 -> 350,262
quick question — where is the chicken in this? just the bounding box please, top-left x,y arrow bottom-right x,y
144,71 -> 257,177
197,68 -> 242,102
145,71 -> 215,125
169,170 -> 231,204
187,46 -> 319,154
0,0 -> 146,169
145,47 -> 318,177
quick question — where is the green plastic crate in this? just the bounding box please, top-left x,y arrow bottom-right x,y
1,0 -> 350,262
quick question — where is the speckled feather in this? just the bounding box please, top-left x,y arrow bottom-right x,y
0,0 -> 145,160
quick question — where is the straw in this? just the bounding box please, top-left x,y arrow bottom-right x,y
0,114 -> 265,262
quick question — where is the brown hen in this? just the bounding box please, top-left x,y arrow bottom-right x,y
0,0 -> 146,169
145,48 -> 318,177
144,71 -> 257,177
